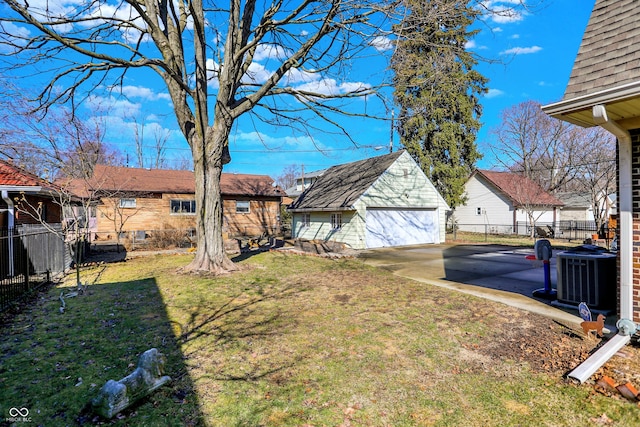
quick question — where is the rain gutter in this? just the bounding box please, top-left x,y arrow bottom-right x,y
567,104 -> 634,383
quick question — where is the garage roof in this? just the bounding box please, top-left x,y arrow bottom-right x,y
288,151 -> 404,212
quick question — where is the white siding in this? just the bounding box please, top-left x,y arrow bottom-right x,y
358,151 -> 449,246
456,174 -> 559,234
292,211 -> 361,246
454,175 -> 515,233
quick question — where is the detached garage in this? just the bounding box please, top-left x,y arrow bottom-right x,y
288,150 -> 449,249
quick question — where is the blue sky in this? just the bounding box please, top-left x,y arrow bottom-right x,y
3,0 -> 596,179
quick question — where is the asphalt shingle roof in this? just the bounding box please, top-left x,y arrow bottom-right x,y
65,165 -> 283,198
476,170 -> 564,207
289,151 -> 404,211
562,0 -> 640,100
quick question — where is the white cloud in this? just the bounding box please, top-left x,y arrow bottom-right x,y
230,130 -> 327,152
120,85 -> 171,101
284,67 -> 321,85
294,78 -> 371,97
253,44 -> 289,61
370,36 -> 393,52
479,1 -> 527,24
0,22 -> 31,49
491,7 -> 524,23
206,59 -> 221,89
500,46 -> 542,55
484,88 -> 505,98
242,62 -> 272,84
85,95 -> 141,117
510,34 -> 520,39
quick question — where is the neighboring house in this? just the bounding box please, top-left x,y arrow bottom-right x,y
555,192 -> 596,223
67,165 -> 285,239
454,170 -> 564,235
288,150 -> 449,249
542,0 -> 640,324
284,168 -> 326,199
0,159 -> 63,229
555,191 -> 615,225
0,159 -> 72,278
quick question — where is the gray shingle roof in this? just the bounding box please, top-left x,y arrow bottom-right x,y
289,151 -> 404,211
554,192 -> 592,209
562,0 -> 640,100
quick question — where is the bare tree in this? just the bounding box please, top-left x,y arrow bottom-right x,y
489,100 -> 615,195
276,164 -> 301,190
130,114 -> 172,169
15,166 -> 98,291
573,133 -> 617,232
506,173 -> 560,238
0,79 -> 122,180
1,0 -> 397,274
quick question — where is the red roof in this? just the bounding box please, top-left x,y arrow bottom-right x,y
0,159 -> 53,189
65,165 -> 283,198
475,170 -> 564,207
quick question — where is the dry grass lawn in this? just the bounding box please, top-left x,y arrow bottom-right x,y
0,250 -> 638,426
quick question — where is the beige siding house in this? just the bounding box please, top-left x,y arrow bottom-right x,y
288,150 -> 449,249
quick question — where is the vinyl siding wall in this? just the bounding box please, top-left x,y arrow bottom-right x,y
292,210 -> 359,245
292,152 -> 448,249
454,175 -> 515,233
357,152 -> 448,245
456,175 -> 558,233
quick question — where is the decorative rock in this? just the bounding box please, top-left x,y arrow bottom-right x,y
91,348 -> 171,419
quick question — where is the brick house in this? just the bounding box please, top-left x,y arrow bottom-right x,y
66,165 -> 285,240
0,159 -> 63,229
542,0 -> 640,381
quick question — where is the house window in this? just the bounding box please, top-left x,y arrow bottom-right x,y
301,213 -> 310,228
119,198 -> 137,208
331,213 -> 342,230
476,207 -> 482,216
236,200 -> 250,213
171,199 -> 196,214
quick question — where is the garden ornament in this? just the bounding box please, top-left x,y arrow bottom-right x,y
91,348 -> 171,419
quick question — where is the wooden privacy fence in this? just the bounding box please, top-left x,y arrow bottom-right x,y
0,225 -> 74,312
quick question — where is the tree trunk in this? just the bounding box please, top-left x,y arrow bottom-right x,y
183,124 -> 237,274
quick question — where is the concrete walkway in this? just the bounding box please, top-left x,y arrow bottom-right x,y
358,243 -> 586,327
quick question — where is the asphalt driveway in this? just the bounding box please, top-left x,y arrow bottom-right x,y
358,243 -> 584,326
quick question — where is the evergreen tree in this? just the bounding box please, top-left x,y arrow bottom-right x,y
391,0 -> 487,208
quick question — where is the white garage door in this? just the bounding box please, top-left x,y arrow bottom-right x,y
365,208 -> 439,248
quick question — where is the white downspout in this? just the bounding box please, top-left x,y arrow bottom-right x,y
567,105 -> 634,383
593,104 -> 633,319
1,190 -> 15,276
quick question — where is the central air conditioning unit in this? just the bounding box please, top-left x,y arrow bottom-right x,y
556,248 -> 617,310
